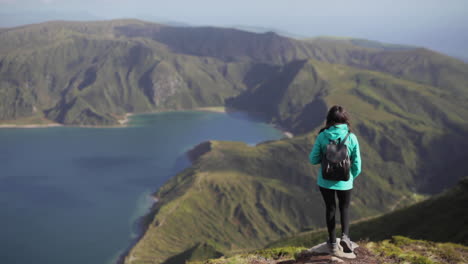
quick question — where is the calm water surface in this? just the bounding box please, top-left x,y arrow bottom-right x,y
0,111 -> 283,264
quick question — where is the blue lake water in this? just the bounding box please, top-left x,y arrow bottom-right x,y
0,111 -> 283,264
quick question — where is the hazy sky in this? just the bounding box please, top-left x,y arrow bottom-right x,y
1,0 -> 468,57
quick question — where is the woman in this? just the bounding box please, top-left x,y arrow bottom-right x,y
309,105 -> 361,254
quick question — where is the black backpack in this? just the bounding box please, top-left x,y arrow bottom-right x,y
321,131 -> 351,181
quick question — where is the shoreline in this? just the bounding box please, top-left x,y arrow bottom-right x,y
0,107 -> 294,138
115,194 -> 160,264
0,107 -> 227,129
193,106 -> 227,113
0,123 -> 63,128
130,106 -> 228,116
115,112 -> 293,264
118,113 -> 133,125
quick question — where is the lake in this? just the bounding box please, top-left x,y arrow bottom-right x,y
0,111 -> 283,264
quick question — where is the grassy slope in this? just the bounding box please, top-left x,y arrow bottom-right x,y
366,236 -> 468,264
269,177 -> 468,248
124,137 -> 413,264
201,236 -> 468,264
199,178 -> 468,264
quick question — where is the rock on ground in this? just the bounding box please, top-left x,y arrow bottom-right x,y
290,240 -> 380,264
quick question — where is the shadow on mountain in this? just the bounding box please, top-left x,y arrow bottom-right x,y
115,24 -> 297,63
226,60 -> 308,120
243,63 -> 280,89
287,98 -> 328,134
77,66 -> 97,91
138,63 -> 158,105
417,129 -> 468,194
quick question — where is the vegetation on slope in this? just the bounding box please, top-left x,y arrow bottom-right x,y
269,177 -> 468,248
124,134 -> 423,264
0,20 -> 253,124
198,236 -> 468,264
229,57 -> 468,134
229,58 -> 468,191
199,178 -> 468,264
366,236 -> 468,264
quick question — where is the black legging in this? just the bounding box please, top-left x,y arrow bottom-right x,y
319,187 -> 352,243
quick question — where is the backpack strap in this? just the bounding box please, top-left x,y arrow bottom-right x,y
339,131 -> 351,147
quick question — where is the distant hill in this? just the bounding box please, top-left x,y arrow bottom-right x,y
2,20 -> 467,126
0,20 -> 251,125
229,25 -> 306,39
306,36 -> 418,51
0,11 -> 100,27
459,56 -> 468,63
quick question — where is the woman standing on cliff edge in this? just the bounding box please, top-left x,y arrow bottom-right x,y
309,105 -> 362,254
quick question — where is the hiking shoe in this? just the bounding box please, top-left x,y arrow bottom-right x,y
340,234 -> 353,253
327,239 -> 338,255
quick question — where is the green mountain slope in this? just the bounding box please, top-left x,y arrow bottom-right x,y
123,137 -> 414,264
269,177 -> 468,248
181,177 -> 468,264
353,177 -> 468,244
0,20 -> 253,124
228,57 -> 468,134
301,38 -> 468,96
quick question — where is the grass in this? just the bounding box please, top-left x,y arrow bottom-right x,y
367,236 -> 468,264
196,236 -> 468,264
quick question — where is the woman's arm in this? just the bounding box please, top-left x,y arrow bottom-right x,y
350,134 -> 362,178
309,134 -> 323,165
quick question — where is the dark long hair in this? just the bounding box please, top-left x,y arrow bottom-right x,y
319,105 -> 351,133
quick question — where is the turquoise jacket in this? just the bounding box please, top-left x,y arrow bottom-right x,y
309,124 -> 361,190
